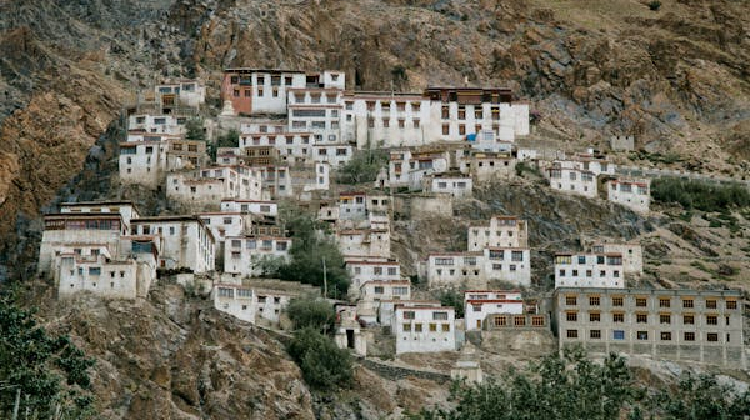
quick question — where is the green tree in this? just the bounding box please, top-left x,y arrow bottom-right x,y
287,327 -> 353,390
0,292 -> 96,418
209,129 -> 240,161
286,297 -> 335,331
185,117 -> 206,142
276,208 -> 350,298
438,288 -> 465,319
337,149 -> 388,185
651,177 -> 750,212
646,372 -> 750,420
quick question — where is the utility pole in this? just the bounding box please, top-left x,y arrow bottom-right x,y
322,256 -> 327,298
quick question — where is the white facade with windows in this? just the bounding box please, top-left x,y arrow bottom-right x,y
468,215 -> 528,251
464,290 -> 523,331
336,229 -> 391,259
426,247 -> 531,288
345,260 -> 402,297
57,253 -> 155,299
387,150 -> 450,188
554,252 -> 625,289
341,95 -> 432,149
155,80 -> 206,108
360,280 -> 411,302
459,153 -> 516,182
131,216 -> 215,273
548,168 -> 597,198
220,199 -> 277,217
589,242 -> 643,277
395,306 -> 457,354
427,175 -> 473,197
607,179 -> 650,213
166,165 -> 264,207
223,235 -> 292,277
128,114 -> 186,135
212,284 -> 296,326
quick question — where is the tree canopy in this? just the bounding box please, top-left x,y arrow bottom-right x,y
336,149 -> 388,185
286,297 -> 336,332
287,327 -> 353,390
0,292 -> 96,419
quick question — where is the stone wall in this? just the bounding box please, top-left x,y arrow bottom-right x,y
474,329 -> 557,357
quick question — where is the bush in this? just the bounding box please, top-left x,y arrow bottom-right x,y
649,0 -> 662,11
209,129 -> 240,161
185,118 -> 206,142
336,149 -> 388,185
438,288 -> 465,319
276,208 -> 351,298
287,327 -> 353,390
286,297 -> 335,331
651,177 -> 750,212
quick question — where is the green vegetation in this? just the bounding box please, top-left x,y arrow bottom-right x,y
185,117 -> 206,142
515,161 -> 541,178
337,149 -> 388,185
209,129 -> 240,161
628,150 -> 680,165
286,297 -> 335,331
287,327 -> 353,390
649,0 -> 662,11
416,349 -> 749,420
438,288 -> 465,319
651,178 -> 750,212
0,292 -> 95,418
276,207 -> 350,299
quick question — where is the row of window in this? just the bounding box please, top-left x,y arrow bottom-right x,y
611,183 -> 648,194
472,229 -> 518,237
402,323 -> 451,332
566,329 -> 729,343
373,286 -> 408,295
564,311 -> 731,326
402,311 -> 448,320
353,266 -> 398,276
559,269 -> 620,278
73,267 -> 127,277
229,239 -> 288,251
556,255 -> 623,265
493,315 -> 546,327
564,295 -> 736,310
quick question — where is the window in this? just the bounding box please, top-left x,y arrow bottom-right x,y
659,298 -> 671,308
374,286 -> 384,295
393,287 -> 408,296
429,323 -> 437,332
706,315 -> 717,325
683,315 -> 694,325
636,331 -> 648,341
683,299 -> 694,308
589,296 -> 600,306
684,332 -> 695,341
706,333 -> 718,342
414,323 -> 422,332
589,312 -> 600,322
403,323 -> 411,332
511,251 -> 524,261
636,298 -> 647,307
611,296 -> 623,306
705,299 -> 717,309
565,296 -> 577,306
636,314 -> 647,324
613,313 -> 625,323
442,324 -> 450,332
403,311 -> 415,320
660,314 -> 671,324
613,330 -> 625,340
531,316 -> 545,326
590,330 -> 601,339
276,242 -> 287,251
433,312 -> 448,321
246,240 -> 256,250
514,316 -> 526,326
88,267 -> 101,276
566,330 -> 578,339
566,312 -> 577,322
660,331 -> 672,341
442,124 -> 449,135
726,300 -> 737,310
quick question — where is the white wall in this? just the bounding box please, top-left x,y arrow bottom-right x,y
554,253 -> 625,288
395,307 -> 457,354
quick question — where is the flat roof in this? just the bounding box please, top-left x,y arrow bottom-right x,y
61,200 -> 135,207
555,287 -> 742,297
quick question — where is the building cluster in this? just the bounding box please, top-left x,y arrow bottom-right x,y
35,70 -> 744,372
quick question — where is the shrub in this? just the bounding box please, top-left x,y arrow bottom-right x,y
438,288 -> 465,319
287,327 -> 353,390
649,0 -> 662,11
336,149 -> 388,185
651,177 -> 750,212
286,297 -> 335,331
209,129 -> 240,161
185,118 -> 206,142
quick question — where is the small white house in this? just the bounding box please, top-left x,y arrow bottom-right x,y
395,305 -> 457,355
548,167 -> 597,198
336,229 -> 391,259
345,259 -> 402,298
589,242 -> 643,277
554,252 -> 625,288
220,199 -> 277,217
213,284 -> 256,323
464,290 -> 523,331
131,215 -> 215,273
607,179 -> 650,213
467,215 -> 528,251
427,175 -> 473,197
223,235 -> 292,277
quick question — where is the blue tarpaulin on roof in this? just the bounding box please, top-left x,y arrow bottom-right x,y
466,134 -> 476,142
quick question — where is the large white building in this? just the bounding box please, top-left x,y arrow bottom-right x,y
468,215 -> 528,251
223,235 -> 292,277
166,165 -> 265,207
464,290 -> 524,331
131,215 -> 216,273
607,179 -> 650,213
119,135 -> 209,189
395,305 -> 457,354
554,252 -> 625,289
425,247 -> 532,289
345,259 -> 402,298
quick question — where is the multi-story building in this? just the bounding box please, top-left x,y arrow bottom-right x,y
357,280 -> 412,323
394,305 -> 457,354
154,79 -> 207,109
554,252 -> 625,289
59,201 -> 140,231
459,152 -> 516,182
554,288 -> 745,368
166,165 -> 264,207
128,114 -> 186,135
342,93 -> 432,149
220,199 -> 278,217
131,215 -> 215,273
424,247 -> 531,289
467,215 -> 528,251
548,167 -> 597,198
426,174 -> 473,197
607,179 -> 650,213
336,229 -> 391,259
345,259 -> 402,297
223,235 -> 292,277
464,290 -> 523,331
213,280 -> 319,326
587,241 -> 643,278
120,134 -> 209,189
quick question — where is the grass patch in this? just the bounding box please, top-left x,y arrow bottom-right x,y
651,177 -> 750,212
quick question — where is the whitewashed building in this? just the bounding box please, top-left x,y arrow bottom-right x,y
588,242 -> 643,277
213,284 -> 256,323
554,252 -> 625,289
223,235 -> 292,277
426,175 -> 473,197
425,247 -> 531,289
336,229 -> 391,259
128,114 -> 186,135
131,215 -> 215,273
220,199 -> 278,217
346,259 -> 402,297
395,305 -> 457,354
459,152 -> 516,182
607,179 -> 650,213
548,167 -> 597,198
464,290 -> 523,331
468,215 -> 528,251
155,79 -> 207,109
166,165 -> 264,207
